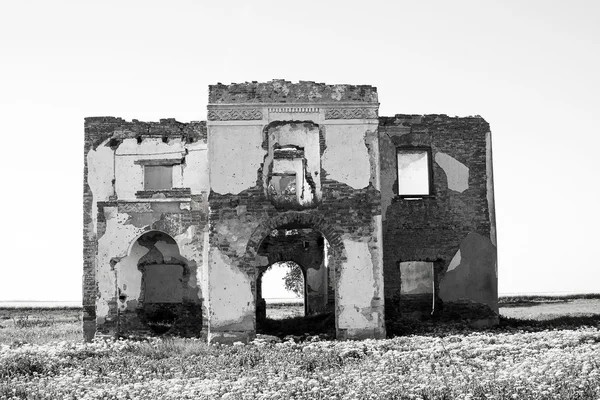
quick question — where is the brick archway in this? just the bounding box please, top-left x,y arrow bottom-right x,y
245,211 -> 345,261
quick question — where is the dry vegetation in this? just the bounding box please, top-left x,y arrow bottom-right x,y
0,297 -> 599,399
266,302 -> 304,320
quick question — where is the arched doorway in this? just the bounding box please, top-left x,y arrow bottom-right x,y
116,230 -> 202,336
247,216 -> 340,338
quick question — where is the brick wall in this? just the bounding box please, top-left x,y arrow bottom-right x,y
208,80 -> 378,104
379,114 -> 494,321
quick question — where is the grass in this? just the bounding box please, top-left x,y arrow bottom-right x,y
1,296 -> 599,344
265,302 -> 304,320
0,307 -> 82,345
1,326 -> 599,399
0,297 -> 599,399
499,296 -> 600,322
498,293 -> 600,304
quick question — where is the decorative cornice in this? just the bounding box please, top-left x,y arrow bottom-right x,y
325,108 -> 378,120
268,107 -> 320,113
207,109 -> 263,121
118,203 -> 152,213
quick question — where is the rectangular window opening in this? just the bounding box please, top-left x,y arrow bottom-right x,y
399,261 -> 435,314
397,148 -> 431,197
144,165 -> 173,190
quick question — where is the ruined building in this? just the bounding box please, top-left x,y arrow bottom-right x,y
83,80 -> 497,343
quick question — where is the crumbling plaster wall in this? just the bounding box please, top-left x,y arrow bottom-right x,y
379,114 -> 498,321
206,80 -> 385,342
83,118 -> 209,340
85,82 -> 499,342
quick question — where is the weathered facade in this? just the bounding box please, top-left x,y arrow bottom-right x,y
83,80 -> 497,343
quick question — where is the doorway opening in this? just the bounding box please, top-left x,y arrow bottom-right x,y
255,227 -> 335,338
261,261 -> 305,320
136,231 -> 186,334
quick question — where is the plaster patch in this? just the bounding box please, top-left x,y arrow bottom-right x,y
215,219 -> 260,258
176,225 -> 201,264
371,215 -> 384,299
364,130 -> 380,189
439,232 -> 498,312
96,208 -> 145,319
182,141 -> 209,194
209,125 -> 264,194
87,142 -> 115,232
337,239 -> 376,329
176,226 -> 204,298
434,152 -> 469,193
338,305 -> 370,328
399,261 -> 433,294
486,131 -> 497,246
116,241 -> 148,301
447,250 -> 462,272
208,248 -> 254,329
322,125 -> 371,189
379,134 -> 396,220
201,231 -> 210,319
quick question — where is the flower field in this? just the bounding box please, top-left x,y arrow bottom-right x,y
1,327 -> 599,400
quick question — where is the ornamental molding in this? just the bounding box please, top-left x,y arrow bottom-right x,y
324,108 -> 378,120
118,202 -> 152,213
268,107 -> 320,113
207,109 -> 263,121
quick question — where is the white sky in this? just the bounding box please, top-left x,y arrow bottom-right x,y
262,263 -> 301,300
0,0 -> 598,301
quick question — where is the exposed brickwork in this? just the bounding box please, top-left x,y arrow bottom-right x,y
208,169 -> 381,340
379,114 -> 494,321
135,188 -> 192,199
209,80 -> 378,104
85,117 -> 206,150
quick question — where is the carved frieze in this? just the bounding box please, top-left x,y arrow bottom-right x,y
324,108 -> 378,120
207,109 -> 263,121
118,202 -> 152,213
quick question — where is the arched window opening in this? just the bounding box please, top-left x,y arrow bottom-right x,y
116,230 -> 202,337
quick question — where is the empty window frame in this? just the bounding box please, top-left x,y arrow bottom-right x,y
144,165 -> 173,190
397,148 -> 432,197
